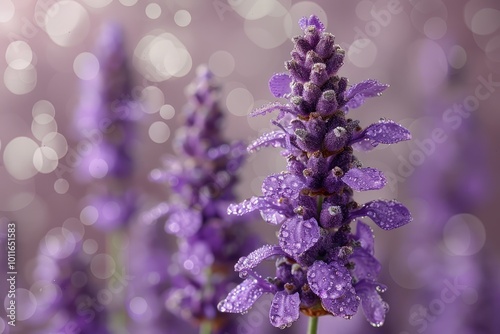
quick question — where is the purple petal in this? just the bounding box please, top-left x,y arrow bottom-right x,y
227,196 -> 270,216
355,280 -> 389,327
299,15 -> 325,32
321,285 -> 360,319
247,131 -> 286,153
352,120 -> 411,151
342,167 -> 386,191
250,102 -> 295,118
355,221 -> 375,254
218,278 -> 265,313
343,80 -> 388,111
262,173 -> 303,200
269,73 -> 292,98
307,261 -> 352,299
350,200 -> 412,230
279,217 -> 320,257
269,291 -> 300,328
165,209 -> 201,237
235,245 -> 286,277
260,209 -> 288,225
349,248 -> 381,282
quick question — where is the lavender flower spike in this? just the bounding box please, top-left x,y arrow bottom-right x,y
218,15 -> 412,330
147,66 -> 259,333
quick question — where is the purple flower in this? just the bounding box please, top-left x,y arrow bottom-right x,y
147,67 -> 258,332
28,229 -> 109,333
218,15 -> 412,329
74,22 -> 138,231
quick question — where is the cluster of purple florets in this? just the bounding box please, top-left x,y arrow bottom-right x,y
147,67 -> 256,332
218,15 -> 412,329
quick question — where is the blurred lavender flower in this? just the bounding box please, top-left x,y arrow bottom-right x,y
390,101 -> 500,334
29,230 -> 109,333
218,15 -> 412,330
146,67 -> 257,333
74,22 -> 139,231
126,214 -> 189,334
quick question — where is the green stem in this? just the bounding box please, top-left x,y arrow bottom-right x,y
307,316 -> 318,334
200,321 -> 212,334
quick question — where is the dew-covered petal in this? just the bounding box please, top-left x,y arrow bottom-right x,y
250,102 -> 295,118
342,167 -> 386,191
321,285 -> 360,319
247,131 -> 286,153
343,80 -> 388,111
355,280 -> 389,327
262,173 -> 303,200
350,200 -> 412,230
352,120 -> 411,151
269,291 -> 300,328
227,196 -> 271,216
279,217 -> 320,257
307,261 -> 352,300
260,208 -> 288,225
269,73 -> 292,98
349,247 -> 381,281
299,15 -> 325,32
355,221 -> 374,254
165,209 -> 201,237
218,278 -> 265,314
235,245 -> 286,277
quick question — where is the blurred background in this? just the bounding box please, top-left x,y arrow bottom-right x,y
1,0 -> 499,333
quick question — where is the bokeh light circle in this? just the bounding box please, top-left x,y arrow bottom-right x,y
80,205 -> 98,226
81,0 -> 113,8
4,65 -> 37,95
33,146 -> 59,174
448,45 -> 467,69
443,214 -> 486,256
83,239 -> 98,254
347,39 -> 378,68
149,121 -> 170,144
174,10 -> 191,27
3,136 -> 39,180
6,41 -> 33,70
209,51 -> 235,77
0,0 -> 15,23
44,1 -> 90,47
73,52 -> 100,80
226,87 -> 254,116
159,104 -> 175,120
145,3 -> 162,20
54,178 -> 70,194
14,289 -> 37,321
90,253 -> 116,279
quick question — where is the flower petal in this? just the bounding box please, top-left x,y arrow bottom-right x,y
350,200 -> 412,230
299,15 -> 325,32
269,291 -> 300,328
352,120 -> 411,151
342,167 -> 386,191
355,221 -> 375,254
165,209 -> 201,237
279,217 -> 320,257
349,248 -> 381,282
247,131 -> 287,153
355,280 -> 389,327
250,102 -> 294,118
218,278 -> 265,314
262,173 -> 303,200
321,285 -> 360,319
269,73 -> 292,98
227,196 -> 270,216
307,261 -> 352,300
343,80 -> 388,111
235,245 -> 286,277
